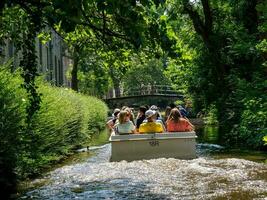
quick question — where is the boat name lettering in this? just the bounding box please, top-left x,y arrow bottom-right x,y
149,140 -> 159,147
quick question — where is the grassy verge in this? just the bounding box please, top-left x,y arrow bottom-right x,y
0,67 -> 107,194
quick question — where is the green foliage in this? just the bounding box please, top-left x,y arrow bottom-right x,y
123,58 -> 171,93
0,67 -> 27,195
162,0 -> 267,149
1,6 -> 43,121
0,68 -> 107,180
237,98 -> 267,149
224,73 -> 267,149
263,136 -> 267,146
203,104 -> 219,125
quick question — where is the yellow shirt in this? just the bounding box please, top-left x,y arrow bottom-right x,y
139,122 -> 164,133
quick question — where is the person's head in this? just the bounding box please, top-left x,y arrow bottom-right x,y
145,109 -> 156,122
169,103 -> 176,109
121,106 -> 128,111
118,110 -> 129,124
150,105 -> 160,119
169,108 -> 182,122
165,106 -> 172,119
150,105 -> 158,111
112,108 -> 120,118
139,106 -> 147,115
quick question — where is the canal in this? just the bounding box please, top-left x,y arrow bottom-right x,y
18,126 -> 267,199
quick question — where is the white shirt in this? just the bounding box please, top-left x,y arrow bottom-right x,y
115,121 -> 135,134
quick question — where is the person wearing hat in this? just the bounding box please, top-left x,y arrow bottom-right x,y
139,110 -> 164,133
150,105 -> 163,121
106,108 -> 120,133
142,105 -> 166,131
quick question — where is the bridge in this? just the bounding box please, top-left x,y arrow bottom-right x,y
103,85 -> 184,108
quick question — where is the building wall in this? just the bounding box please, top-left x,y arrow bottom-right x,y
0,29 -> 72,87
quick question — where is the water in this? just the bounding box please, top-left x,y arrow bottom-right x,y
18,127 -> 267,200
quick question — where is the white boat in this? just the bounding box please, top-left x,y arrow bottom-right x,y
109,132 -> 197,162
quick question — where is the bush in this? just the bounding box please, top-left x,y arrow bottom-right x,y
234,98 -> 267,149
224,74 -> 267,149
203,104 -> 219,125
0,67 -> 108,184
0,67 -> 28,196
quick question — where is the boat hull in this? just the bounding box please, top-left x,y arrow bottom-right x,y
109,132 -> 197,162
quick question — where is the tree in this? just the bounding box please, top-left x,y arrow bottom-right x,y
123,58 -> 171,94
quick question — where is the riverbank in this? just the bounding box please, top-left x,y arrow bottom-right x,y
0,68 -> 108,199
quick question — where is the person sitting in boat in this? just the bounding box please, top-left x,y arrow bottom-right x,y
166,108 -> 194,132
123,107 -> 136,125
139,110 -> 164,133
164,106 -> 172,124
106,108 -> 120,133
135,106 -> 147,132
150,105 -> 163,121
142,105 -> 166,131
178,105 -> 188,118
114,110 -> 136,135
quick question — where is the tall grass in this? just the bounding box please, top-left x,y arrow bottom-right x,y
0,67 -> 108,193
0,67 -> 27,196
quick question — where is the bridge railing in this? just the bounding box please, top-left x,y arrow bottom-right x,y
105,85 -> 180,99
127,85 -> 179,95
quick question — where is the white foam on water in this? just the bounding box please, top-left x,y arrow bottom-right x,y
21,144 -> 267,200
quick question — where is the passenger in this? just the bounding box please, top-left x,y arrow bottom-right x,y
169,103 -> 188,118
106,108 -> 120,133
114,110 -> 136,135
135,106 -> 147,132
178,105 -> 188,118
139,110 -> 164,133
144,105 -> 166,131
150,105 -> 163,121
164,106 -> 172,123
166,108 -> 194,132
121,106 -> 128,111
169,103 -> 176,109
124,107 -> 135,125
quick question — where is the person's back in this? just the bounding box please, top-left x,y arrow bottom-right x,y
136,106 -> 147,131
139,110 -> 164,133
166,108 -> 194,132
167,118 -> 193,132
139,121 -> 163,133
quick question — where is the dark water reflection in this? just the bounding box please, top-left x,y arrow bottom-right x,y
18,127 -> 267,200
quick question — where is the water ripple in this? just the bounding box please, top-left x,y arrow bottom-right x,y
20,144 -> 267,200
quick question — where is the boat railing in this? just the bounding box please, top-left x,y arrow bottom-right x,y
110,132 -> 197,141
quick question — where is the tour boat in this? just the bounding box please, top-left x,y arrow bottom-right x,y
109,132 -> 197,162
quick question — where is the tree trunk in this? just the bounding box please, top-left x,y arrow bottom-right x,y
114,83 -> 121,97
71,53 -> 79,91
109,66 -> 121,97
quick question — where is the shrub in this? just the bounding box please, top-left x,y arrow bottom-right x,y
0,67 -> 28,196
0,67 -> 108,182
236,98 -> 267,149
